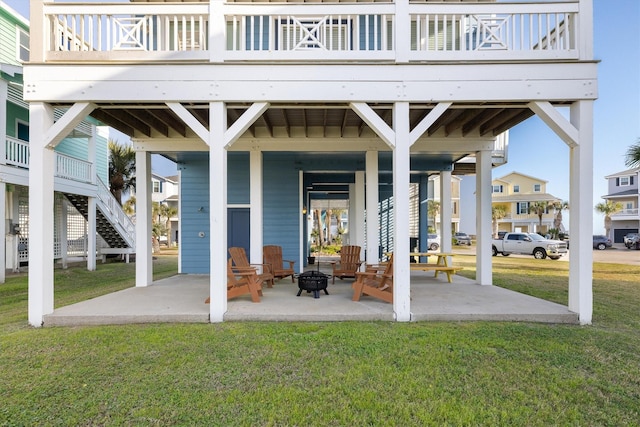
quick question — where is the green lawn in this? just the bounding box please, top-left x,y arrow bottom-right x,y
1,252 -> 639,426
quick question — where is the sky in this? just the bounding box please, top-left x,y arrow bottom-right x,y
4,0 -> 640,234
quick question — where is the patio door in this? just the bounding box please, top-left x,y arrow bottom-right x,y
227,208 -> 250,254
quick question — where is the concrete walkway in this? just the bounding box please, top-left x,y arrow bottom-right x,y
44,269 -> 578,326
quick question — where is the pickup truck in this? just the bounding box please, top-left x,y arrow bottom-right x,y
492,232 -> 568,260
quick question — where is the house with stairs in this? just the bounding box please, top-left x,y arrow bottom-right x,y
24,0 -> 596,326
0,1 -> 134,281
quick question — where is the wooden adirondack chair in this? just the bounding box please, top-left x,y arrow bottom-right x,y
205,259 -> 263,303
330,245 -> 362,284
263,245 -> 296,282
352,253 -> 394,303
229,247 -> 275,288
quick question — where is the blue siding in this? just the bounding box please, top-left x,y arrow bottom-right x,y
228,152 -> 249,204
263,153 -> 300,263
180,152 -> 256,273
56,137 -> 88,161
95,133 -> 108,183
180,156 -> 210,274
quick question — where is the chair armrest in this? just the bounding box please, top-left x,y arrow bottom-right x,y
283,260 -> 296,268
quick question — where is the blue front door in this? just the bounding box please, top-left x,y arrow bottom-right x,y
228,208 -> 250,255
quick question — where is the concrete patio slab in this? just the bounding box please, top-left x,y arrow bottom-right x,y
44,269 -> 578,326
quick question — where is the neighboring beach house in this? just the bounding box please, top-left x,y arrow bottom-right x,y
601,168 -> 640,242
151,173 -> 179,246
492,172 -> 563,235
25,0 -> 597,325
0,2 -> 134,281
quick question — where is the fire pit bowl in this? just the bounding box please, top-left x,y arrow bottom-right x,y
297,271 -> 329,299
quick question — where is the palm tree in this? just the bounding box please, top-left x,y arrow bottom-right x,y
552,200 -> 569,238
492,204 -> 508,238
122,196 -> 136,216
595,200 -> 623,238
528,201 -> 553,234
624,138 -> 640,168
108,139 -> 136,205
427,200 -> 440,233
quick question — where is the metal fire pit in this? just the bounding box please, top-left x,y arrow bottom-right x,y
297,271 -> 329,299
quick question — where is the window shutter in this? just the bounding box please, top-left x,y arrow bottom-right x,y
631,176 -> 635,185
616,178 -> 620,186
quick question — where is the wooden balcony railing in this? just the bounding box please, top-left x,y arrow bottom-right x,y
37,1 -> 583,63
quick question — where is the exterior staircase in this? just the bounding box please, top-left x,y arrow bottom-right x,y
63,176 -> 135,251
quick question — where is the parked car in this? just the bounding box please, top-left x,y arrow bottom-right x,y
624,233 -> 640,249
592,235 -> 612,250
454,232 -> 472,245
428,234 -> 440,251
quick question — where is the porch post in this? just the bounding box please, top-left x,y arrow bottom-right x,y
135,150 -> 153,287
392,102 -> 411,321
440,170 -> 453,255
210,102 -> 227,322
0,80 -> 7,282
475,149 -> 492,286
28,102 -> 55,327
249,150 -> 263,266
568,100 -> 594,324
87,197 -> 97,271
351,171 -> 366,248
0,183 -> 5,283
60,199 -> 68,269
365,151 -> 379,264
418,176 -> 428,256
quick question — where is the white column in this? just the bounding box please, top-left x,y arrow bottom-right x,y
28,102 -> 55,327
0,183 -> 5,283
395,0 -> 410,63
178,169 -> 183,273
250,150 -> 263,266
568,101 -> 594,325
88,127 -> 97,184
365,151 -> 379,264
135,151 -> 153,287
352,171 -> 366,248
392,102 -> 411,322
60,199 -> 68,269
210,102 -> 227,322
87,197 -> 97,271
475,149 -> 492,285
440,170 -> 453,256
0,79 -> 7,166
0,81 -> 6,282
209,0 -> 225,63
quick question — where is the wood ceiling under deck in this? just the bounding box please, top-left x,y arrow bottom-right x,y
87,103 -> 537,141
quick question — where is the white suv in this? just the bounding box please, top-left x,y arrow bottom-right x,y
428,234 -> 441,251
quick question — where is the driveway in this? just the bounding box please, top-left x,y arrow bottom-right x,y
582,244 -> 640,265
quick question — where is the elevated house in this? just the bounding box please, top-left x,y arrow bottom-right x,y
25,0 -> 596,325
492,171 -> 563,236
601,168 -> 640,242
0,2 -> 134,281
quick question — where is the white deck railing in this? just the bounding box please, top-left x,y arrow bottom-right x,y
55,152 -> 93,183
40,1 -> 582,62
5,137 -> 30,168
612,208 -> 640,217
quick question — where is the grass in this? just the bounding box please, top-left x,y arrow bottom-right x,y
1,252 -> 639,426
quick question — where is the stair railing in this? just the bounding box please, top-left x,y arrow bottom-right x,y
95,176 -> 136,248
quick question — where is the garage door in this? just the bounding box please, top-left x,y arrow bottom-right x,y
614,228 -> 638,243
